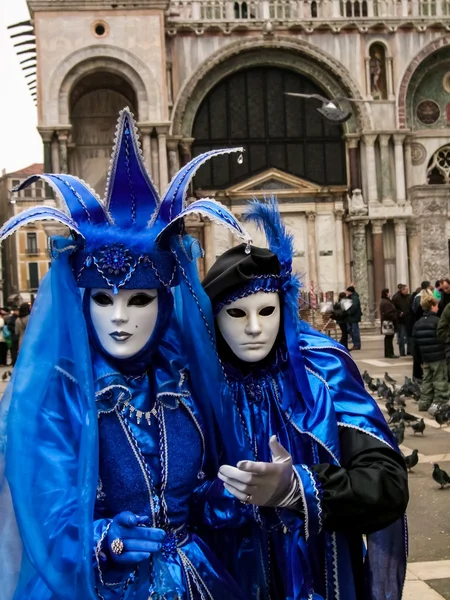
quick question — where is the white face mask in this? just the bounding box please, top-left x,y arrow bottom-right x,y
216,291 -> 281,363
89,288 -> 158,360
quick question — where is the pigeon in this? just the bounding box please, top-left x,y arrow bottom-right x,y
410,418 -> 426,435
402,410 -> 419,423
368,380 -> 377,393
432,463 -> 450,488
378,384 -> 388,398
391,421 -> 405,445
385,401 -> 396,417
285,92 -> 354,123
384,372 -> 397,385
394,395 -> 407,408
384,388 -> 394,401
362,370 -> 372,384
388,408 -> 404,424
404,449 -> 419,472
434,409 -> 449,427
388,407 -> 417,424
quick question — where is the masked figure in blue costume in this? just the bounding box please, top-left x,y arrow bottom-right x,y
0,109 -> 253,600
171,199 -> 408,600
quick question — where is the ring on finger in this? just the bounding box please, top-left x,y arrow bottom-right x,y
111,538 -> 124,555
240,493 -> 252,505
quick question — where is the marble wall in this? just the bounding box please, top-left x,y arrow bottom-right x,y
35,10 -> 167,125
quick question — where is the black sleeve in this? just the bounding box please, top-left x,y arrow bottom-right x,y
309,427 -> 408,535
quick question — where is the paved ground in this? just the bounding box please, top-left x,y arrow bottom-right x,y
352,333 -> 450,599
1,335 -> 449,598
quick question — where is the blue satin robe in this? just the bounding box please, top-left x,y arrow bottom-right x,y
90,356 -> 246,600
199,351 -> 333,600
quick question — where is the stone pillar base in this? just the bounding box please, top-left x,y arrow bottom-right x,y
410,186 -> 449,282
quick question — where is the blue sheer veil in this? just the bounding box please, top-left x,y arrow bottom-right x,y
0,237 -> 98,599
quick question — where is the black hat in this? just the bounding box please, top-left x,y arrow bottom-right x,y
202,243 -> 281,307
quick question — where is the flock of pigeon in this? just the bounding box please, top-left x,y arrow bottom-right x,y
362,371 -> 450,489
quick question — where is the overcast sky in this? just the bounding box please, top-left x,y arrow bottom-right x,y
0,0 -> 42,175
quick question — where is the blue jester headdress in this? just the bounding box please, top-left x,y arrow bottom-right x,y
0,108 -> 251,292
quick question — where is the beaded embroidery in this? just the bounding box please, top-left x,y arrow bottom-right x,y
121,399 -> 158,425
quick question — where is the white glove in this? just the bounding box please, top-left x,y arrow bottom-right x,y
218,436 -> 295,507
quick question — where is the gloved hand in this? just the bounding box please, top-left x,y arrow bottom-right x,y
218,436 -> 294,507
106,511 -> 166,565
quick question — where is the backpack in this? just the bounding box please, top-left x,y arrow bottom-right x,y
412,294 -> 421,314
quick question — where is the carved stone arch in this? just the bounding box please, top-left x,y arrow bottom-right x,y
365,39 -> 392,99
397,35 -> 450,129
49,45 -> 159,124
365,38 -> 392,58
171,36 -> 371,137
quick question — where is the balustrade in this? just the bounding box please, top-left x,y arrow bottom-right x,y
168,0 -> 450,21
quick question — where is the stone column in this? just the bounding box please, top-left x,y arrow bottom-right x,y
138,125 -> 153,174
335,209 -> 346,291
364,58 -> 373,100
350,219 -> 369,317
180,138 -> 194,166
407,221 -> 421,290
343,220 -> 352,286
363,134 -> 378,204
51,138 -> 60,173
39,128 -> 54,172
156,126 -> 169,194
203,220 -> 215,272
347,136 -> 362,191
387,57 -> 395,100
393,134 -> 406,205
151,135 -> 160,192
56,129 -> 70,173
307,212 -> 318,288
394,219 -> 409,287
379,134 -> 393,204
167,137 -> 181,181
371,220 -> 386,306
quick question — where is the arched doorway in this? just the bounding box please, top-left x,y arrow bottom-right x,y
189,65 -> 348,292
69,71 -> 138,195
192,66 -> 347,190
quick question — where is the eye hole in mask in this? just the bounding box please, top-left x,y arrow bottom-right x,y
226,308 -> 246,318
259,306 -> 276,316
92,292 -> 113,307
128,293 -> 156,307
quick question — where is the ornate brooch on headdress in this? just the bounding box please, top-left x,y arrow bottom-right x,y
0,108 -> 251,292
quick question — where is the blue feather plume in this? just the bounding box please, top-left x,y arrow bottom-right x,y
243,196 -> 294,274
243,196 -> 302,327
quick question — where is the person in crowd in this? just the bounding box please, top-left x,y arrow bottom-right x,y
331,291 -> 350,349
15,302 -> 30,351
413,295 -> 449,414
412,281 -> 434,321
436,293 -> 450,382
392,283 -> 411,357
434,280 -> 442,301
175,198 -> 408,600
345,285 -> 362,350
6,307 -> 19,366
438,277 -> 450,316
380,288 -> 398,359
0,308 -> 8,366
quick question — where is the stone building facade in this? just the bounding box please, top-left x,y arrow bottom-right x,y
0,164 -> 52,304
20,0 -> 450,317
